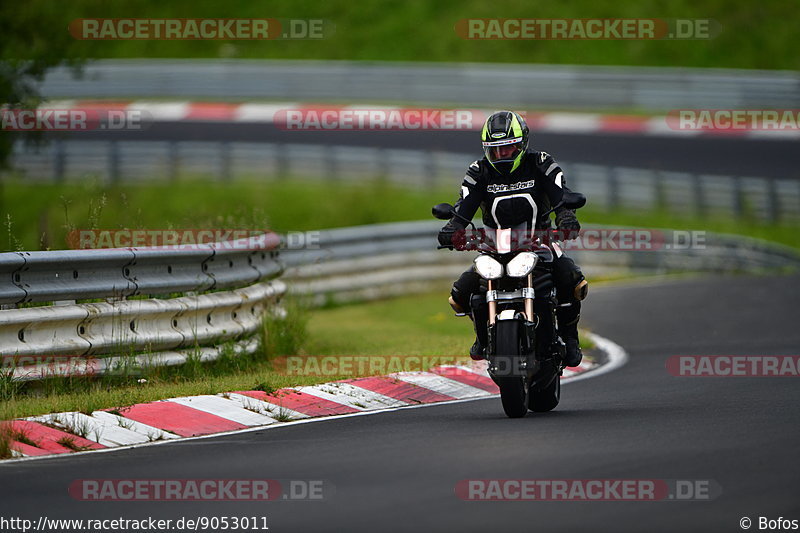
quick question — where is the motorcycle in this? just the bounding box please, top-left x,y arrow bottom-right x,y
433,191 -> 586,418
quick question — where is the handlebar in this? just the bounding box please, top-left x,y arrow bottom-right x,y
439,228 -> 572,253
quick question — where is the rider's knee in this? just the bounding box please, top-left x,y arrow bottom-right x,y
448,295 -> 465,313
574,279 -> 588,301
451,269 -> 482,311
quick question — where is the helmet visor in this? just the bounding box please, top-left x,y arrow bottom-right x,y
483,137 -> 524,164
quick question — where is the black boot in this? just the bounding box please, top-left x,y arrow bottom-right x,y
470,338 -> 486,361
468,293 -> 489,360
557,302 -> 582,367
564,337 -> 583,367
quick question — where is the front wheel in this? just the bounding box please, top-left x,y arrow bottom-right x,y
493,320 -> 528,418
498,377 -> 528,418
528,373 -> 561,412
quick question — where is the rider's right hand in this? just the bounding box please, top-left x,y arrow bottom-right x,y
438,224 -> 456,248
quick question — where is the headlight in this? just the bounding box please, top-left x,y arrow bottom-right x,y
474,255 -> 503,279
505,252 -> 538,278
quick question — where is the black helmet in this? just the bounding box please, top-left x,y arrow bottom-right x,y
481,110 -> 529,173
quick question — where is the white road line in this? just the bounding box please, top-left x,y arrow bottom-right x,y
391,372 -> 493,399
166,395 -> 278,426
295,383 -> 407,410
563,332 -> 629,384
540,113 -> 601,133
128,101 -> 190,121
225,392 -> 310,420
234,103 -> 296,122
28,412 -> 151,447
89,411 -> 181,441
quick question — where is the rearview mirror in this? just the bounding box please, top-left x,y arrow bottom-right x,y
561,192 -> 586,210
432,203 -> 455,220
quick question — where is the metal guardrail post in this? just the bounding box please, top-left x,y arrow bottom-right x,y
733,176 -> 744,218
53,139 -> 66,183
607,167 -> 619,211
376,147 -> 389,179
326,144 -> 339,180
275,142 -> 289,179
220,141 -> 232,182
424,151 -> 436,190
168,141 -> 179,182
765,178 -> 779,223
654,170 -> 667,212
108,140 -> 121,184
692,173 -> 705,218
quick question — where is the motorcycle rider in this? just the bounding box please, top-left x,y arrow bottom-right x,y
437,110 -> 588,367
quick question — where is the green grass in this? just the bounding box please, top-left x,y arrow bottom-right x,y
304,287 -> 473,357
22,0 -> 800,70
1,177 -> 797,253
0,177 -> 444,252
304,288 -> 597,356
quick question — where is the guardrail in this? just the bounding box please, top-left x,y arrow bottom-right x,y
37,60 -> 800,111
283,221 -> 800,305
10,140 -> 800,223
3,220 -> 799,381
0,234 -> 282,305
1,234 -> 286,381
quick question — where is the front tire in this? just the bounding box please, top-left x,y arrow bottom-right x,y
493,321 -> 528,418
498,377 -> 528,418
528,372 -> 561,412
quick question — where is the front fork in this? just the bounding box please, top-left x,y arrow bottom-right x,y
486,275 -> 539,379
488,279 -> 496,325
486,274 -> 536,325
487,272 -> 563,368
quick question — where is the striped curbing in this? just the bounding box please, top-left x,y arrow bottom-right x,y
40,100 -> 800,139
6,333 -> 619,460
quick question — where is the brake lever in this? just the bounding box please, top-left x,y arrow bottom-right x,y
540,200 -> 565,219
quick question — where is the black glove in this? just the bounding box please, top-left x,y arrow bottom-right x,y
555,209 -> 581,241
438,223 -> 458,248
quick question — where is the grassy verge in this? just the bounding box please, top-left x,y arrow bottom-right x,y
18,0 -> 800,70
2,177 -> 798,252
0,288 -> 597,422
0,177 -> 448,252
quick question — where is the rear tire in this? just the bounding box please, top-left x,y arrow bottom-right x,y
529,373 -> 560,412
494,321 -> 528,418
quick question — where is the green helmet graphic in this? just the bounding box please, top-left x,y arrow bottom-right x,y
481,110 -> 529,173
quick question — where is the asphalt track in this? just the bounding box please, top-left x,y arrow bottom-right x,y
52,123 -> 800,179
1,274 -> 798,532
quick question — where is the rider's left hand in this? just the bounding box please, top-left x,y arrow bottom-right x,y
555,209 -> 581,241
